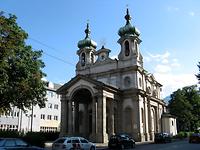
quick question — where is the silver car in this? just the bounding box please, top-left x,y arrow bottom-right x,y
52,137 -> 96,150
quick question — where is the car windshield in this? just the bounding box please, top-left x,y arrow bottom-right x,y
0,139 -> 5,147
15,139 -> 28,147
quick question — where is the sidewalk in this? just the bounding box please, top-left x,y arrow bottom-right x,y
45,141 -> 154,149
95,141 -> 154,148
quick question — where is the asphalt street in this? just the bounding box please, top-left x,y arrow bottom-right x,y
46,139 -> 200,150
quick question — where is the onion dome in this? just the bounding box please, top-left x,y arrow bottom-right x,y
78,23 -> 97,49
118,9 -> 140,37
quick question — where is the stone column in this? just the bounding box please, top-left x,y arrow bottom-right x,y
144,98 -> 149,141
74,102 -> 79,134
68,99 -> 73,135
60,94 -> 68,137
84,104 -> 89,136
90,96 -> 97,141
147,98 -> 153,140
110,100 -> 115,136
96,94 -> 108,143
156,105 -> 159,133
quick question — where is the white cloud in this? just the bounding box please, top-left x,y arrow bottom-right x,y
162,59 -> 169,64
154,73 -> 198,98
110,55 -> 118,59
148,51 -> 170,61
144,51 -> 194,98
171,62 -> 181,67
144,56 -> 151,62
155,64 -> 171,73
146,51 -> 181,74
189,11 -> 195,17
167,6 -> 179,12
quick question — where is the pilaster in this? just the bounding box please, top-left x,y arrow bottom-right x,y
68,100 -> 73,135
60,94 -> 68,137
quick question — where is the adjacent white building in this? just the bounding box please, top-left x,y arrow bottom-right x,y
0,82 -> 61,133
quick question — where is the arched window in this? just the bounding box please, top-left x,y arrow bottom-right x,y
124,41 -> 130,56
81,53 -> 86,66
151,108 -> 156,132
139,78 -> 142,87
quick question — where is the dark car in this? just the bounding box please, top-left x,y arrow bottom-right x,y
154,133 -> 172,143
189,133 -> 200,143
108,133 -> 135,149
0,138 -> 45,150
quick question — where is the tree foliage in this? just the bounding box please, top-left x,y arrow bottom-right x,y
168,85 -> 200,131
197,62 -> 200,83
0,13 -> 46,112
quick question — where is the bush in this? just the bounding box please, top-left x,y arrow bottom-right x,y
0,130 -> 20,138
41,131 -> 60,141
175,131 -> 192,139
23,132 -> 46,148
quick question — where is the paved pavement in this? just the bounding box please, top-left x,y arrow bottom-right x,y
45,140 -> 154,150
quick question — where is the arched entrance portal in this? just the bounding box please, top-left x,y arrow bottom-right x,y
71,88 -> 93,138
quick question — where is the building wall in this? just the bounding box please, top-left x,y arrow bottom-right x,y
0,82 -> 61,133
162,117 -> 177,136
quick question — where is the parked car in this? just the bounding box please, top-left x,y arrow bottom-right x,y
189,133 -> 200,143
52,136 -> 96,150
108,133 -> 135,149
154,133 -> 172,143
0,138 -> 45,150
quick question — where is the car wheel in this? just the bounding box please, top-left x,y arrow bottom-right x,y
90,146 -> 95,150
132,143 -> 136,148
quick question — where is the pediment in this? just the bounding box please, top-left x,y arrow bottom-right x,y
57,74 -> 120,96
57,75 -> 103,94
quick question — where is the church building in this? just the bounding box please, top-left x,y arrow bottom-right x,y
57,9 -> 173,143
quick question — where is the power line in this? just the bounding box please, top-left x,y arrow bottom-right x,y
43,51 -> 75,66
29,37 -> 75,66
29,37 -> 61,53
1,11 -> 76,66
32,47 -> 75,66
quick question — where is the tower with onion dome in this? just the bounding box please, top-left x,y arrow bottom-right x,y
76,23 -> 97,70
118,8 -> 143,67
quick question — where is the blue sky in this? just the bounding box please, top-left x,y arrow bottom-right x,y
1,0 -> 200,98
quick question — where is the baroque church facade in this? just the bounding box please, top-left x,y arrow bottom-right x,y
57,9 -> 170,143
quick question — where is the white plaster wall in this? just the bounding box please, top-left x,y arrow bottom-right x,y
162,117 -> 177,136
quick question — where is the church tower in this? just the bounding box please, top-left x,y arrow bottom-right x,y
76,23 -> 97,71
118,9 -> 143,67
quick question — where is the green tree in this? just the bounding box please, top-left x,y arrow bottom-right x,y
0,13 -> 46,112
168,86 -> 200,131
183,86 -> 200,130
197,62 -> 200,82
